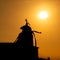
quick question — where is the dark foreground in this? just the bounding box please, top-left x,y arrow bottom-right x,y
0,43 -> 50,60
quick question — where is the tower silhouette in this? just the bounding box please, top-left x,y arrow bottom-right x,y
15,19 -> 42,60
16,19 -> 33,48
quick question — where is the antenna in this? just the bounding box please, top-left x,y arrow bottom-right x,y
25,19 -> 30,26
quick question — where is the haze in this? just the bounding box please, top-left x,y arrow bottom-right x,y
0,0 -> 60,60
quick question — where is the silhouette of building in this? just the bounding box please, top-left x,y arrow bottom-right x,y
15,19 -> 50,60
0,19 -> 50,60
15,19 -> 40,59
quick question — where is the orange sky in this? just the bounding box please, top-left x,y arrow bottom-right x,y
0,0 -> 60,59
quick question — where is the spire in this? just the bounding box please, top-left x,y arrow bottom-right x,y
25,19 -> 30,26
25,19 -> 28,26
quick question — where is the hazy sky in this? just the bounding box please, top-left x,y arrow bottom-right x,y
0,0 -> 60,59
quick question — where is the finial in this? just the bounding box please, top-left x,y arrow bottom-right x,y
25,19 -> 29,26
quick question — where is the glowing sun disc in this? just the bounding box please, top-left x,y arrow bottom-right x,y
38,11 -> 48,19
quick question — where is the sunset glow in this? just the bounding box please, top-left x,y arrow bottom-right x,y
38,11 -> 48,20
0,0 -> 60,59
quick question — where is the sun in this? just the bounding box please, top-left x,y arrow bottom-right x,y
38,11 -> 48,19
